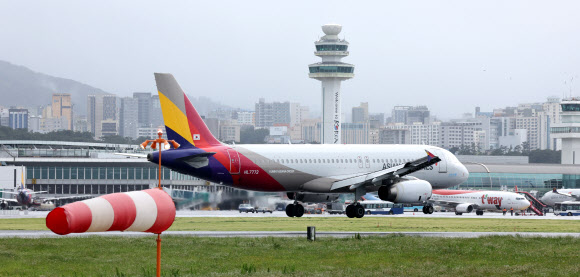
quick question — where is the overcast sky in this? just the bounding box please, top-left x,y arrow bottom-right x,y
1,1 -> 579,119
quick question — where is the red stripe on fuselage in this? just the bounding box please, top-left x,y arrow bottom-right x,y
432,190 -> 481,195
202,145 -> 285,191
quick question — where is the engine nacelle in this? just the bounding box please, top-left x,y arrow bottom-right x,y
455,203 -> 474,213
289,192 -> 341,203
378,180 -> 432,203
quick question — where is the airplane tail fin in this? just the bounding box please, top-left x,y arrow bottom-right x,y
154,73 -> 222,148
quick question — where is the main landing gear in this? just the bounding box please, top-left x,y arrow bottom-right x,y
345,203 -> 365,218
285,203 -> 304,217
422,205 -> 434,214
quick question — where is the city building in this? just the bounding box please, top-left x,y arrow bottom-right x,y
341,122 -> 368,144
51,93 -> 73,130
308,24 -> 355,144
87,94 -> 119,139
219,121 -> 240,143
236,111 -> 255,126
385,122 -> 440,146
254,98 -> 294,128
8,108 -> 28,129
120,97 -> 138,138
352,102 -> 368,123
379,129 -> 410,144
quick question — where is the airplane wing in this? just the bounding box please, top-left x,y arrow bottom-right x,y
330,150 -> 441,192
2,191 -> 48,195
41,195 -> 94,201
553,189 -> 580,201
0,198 -> 18,203
114,153 -> 148,158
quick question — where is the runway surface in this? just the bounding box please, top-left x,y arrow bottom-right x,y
2,209 -> 579,220
2,210 -> 579,238
1,230 -> 580,238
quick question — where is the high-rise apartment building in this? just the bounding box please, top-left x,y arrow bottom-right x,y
8,109 -> 28,129
88,95 -> 119,138
52,93 -> 73,130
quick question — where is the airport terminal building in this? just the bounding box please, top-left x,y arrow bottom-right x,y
1,140 -> 580,202
0,140 -> 251,208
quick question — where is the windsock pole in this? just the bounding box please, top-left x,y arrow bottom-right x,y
139,130 -> 180,277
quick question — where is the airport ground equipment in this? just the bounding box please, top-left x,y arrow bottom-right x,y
516,190 -> 546,216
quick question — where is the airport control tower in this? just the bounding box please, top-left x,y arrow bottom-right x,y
551,98 -> 580,164
309,24 -> 355,144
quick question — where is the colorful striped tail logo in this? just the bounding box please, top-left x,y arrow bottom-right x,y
154,73 -> 221,148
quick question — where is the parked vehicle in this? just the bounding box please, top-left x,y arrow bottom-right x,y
327,202 -> 345,214
238,203 -> 255,213
256,207 -> 273,213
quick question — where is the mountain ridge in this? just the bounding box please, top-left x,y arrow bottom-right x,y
0,60 -> 109,115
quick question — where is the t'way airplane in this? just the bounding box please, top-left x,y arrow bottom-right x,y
540,188 -> 580,206
143,73 -> 469,218
425,189 -> 531,215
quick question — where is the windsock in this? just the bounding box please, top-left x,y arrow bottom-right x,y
46,189 -> 175,235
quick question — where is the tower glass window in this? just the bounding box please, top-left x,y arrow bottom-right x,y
316,45 -> 348,51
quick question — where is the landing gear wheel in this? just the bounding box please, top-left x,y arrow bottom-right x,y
285,204 -> 295,217
425,205 -> 434,214
355,204 -> 365,218
476,210 -> 484,216
345,204 -> 355,218
295,204 -> 304,217
455,212 -> 463,215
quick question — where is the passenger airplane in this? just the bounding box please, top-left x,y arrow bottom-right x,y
0,168 -> 86,210
425,189 -> 531,215
143,73 -> 469,218
540,188 -> 580,206
0,184 -> 46,209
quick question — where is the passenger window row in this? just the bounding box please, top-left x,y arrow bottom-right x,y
252,158 -> 414,165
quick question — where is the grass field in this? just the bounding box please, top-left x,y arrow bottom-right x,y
2,216 -> 580,233
1,235 -> 580,276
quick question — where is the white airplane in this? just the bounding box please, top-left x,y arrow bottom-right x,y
540,188 -> 580,206
139,73 -> 470,219
424,189 -> 531,215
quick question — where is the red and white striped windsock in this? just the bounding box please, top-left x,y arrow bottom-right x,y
46,189 -> 176,235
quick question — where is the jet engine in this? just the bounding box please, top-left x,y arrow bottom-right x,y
287,192 -> 341,203
455,203 -> 474,213
378,179 -> 432,203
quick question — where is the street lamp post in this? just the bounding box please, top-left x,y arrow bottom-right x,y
140,129 -> 179,277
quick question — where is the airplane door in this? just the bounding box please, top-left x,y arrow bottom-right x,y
357,156 -> 363,168
364,156 -> 370,168
227,149 -> 241,174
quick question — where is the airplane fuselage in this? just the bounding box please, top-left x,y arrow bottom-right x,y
153,144 -> 469,193
541,189 -> 580,206
431,189 -> 531,211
